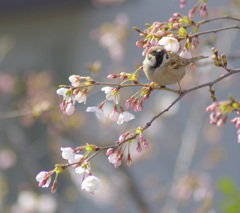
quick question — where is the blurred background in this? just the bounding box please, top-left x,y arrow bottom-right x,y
0,0 -> 240,212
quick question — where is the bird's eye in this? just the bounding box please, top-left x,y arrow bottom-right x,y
151,50 -> 157,55
166,54 -> 169,60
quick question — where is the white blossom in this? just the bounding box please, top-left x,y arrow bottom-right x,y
36,171 -> 51,188
69,75 -> 81,87
86,106 -> 105,122
117,111 -> 135,125
69,154 -> 83,164
108,152 -> 118,164
110,110 -> 120,121
75,92 -> 87,104
60,147 -> 75,162
65,104 -> 75,115
81,175 -> 101,194
101,86 -> 119,104
159,36 -> 180,52
56,88 -> 68,97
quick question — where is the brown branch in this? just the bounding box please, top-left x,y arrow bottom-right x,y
88,68 -> 240,157
189,25 -> 240,38
198,16 -> 240,26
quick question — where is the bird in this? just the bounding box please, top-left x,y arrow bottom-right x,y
143,46 -> 208,92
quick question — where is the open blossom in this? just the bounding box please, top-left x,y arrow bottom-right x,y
36,171 -> 51,188
57,88 -> 76,115
75,161 -> 90,174
108,152 -> 122,168
110,109 -> 120,121
65,103 -> 75,115
75,91 -> 87,104
117,111 -> 135,125
81,175 -> 101,194
108,152 -> 118,164
57,88 -> 68,97
159,36 -> 180,52
86,106 -> 105,122
61,147 -> 75,162
69,75 -> 81,87
101,86 -> 120,104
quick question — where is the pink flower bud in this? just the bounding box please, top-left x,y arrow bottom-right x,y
126,154 -> 132,167
168,17 -> 175,23
217,116 -> 228,127
106,148 -> 114,156
125,98 -> 132,109
51,181 -> 57,193
107,74 -> 118,79
136,142 -> 142,152
150,37 -> 158,46
173,23 -> 180,29
173,12 -> 181,17
135,101 -> 143,112
119,134 -> 125,143
136,39 -> 144,48
143,93 -> 150,101
65,103 -> 75,115
131,98 -> 138,110
188,5 -> 197,18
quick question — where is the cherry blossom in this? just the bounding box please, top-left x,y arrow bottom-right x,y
101,86 -> 120,104
65,103 -> 75,115
117,111 -> 135,125
74,91 -> 87,104
86,106 -> 105,122
60,147 -> 75,162
56,88 -> 68,97
110,106 -> 120,121
36,171 -> 51,188
75,161 -> 90,174
81,175 -> 101,194
69,75 -> 81,87
108,152 -> 118,164
57,88 -> 76,115
106,148 -> 114,156
159,36 -> 180,52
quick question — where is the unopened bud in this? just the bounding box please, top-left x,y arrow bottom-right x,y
213,49 -> 218,55
214,61 -> 222,67
211,94 -> 217,102
221,54 -> 227,66
211,55 -> 217,60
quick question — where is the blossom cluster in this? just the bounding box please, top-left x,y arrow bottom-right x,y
57,75 -> 136,125
106,129 -> 148,168
36,147 -> 101,194
206,99 -> 240,143
134,0 -> 208,56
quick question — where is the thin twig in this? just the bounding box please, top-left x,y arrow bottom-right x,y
198,16 -> 240,25
189,25 -> 240,38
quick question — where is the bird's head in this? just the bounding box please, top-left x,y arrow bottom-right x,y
145,46 -> 170,69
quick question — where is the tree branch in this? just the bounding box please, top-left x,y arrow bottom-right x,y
189,25 -> 240,38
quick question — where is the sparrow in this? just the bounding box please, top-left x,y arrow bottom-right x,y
143,46 -> 208,91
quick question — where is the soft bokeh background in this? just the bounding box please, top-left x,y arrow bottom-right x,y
0,0 -> 240,213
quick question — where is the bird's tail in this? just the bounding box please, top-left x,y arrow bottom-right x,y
186,55 -> 208,65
